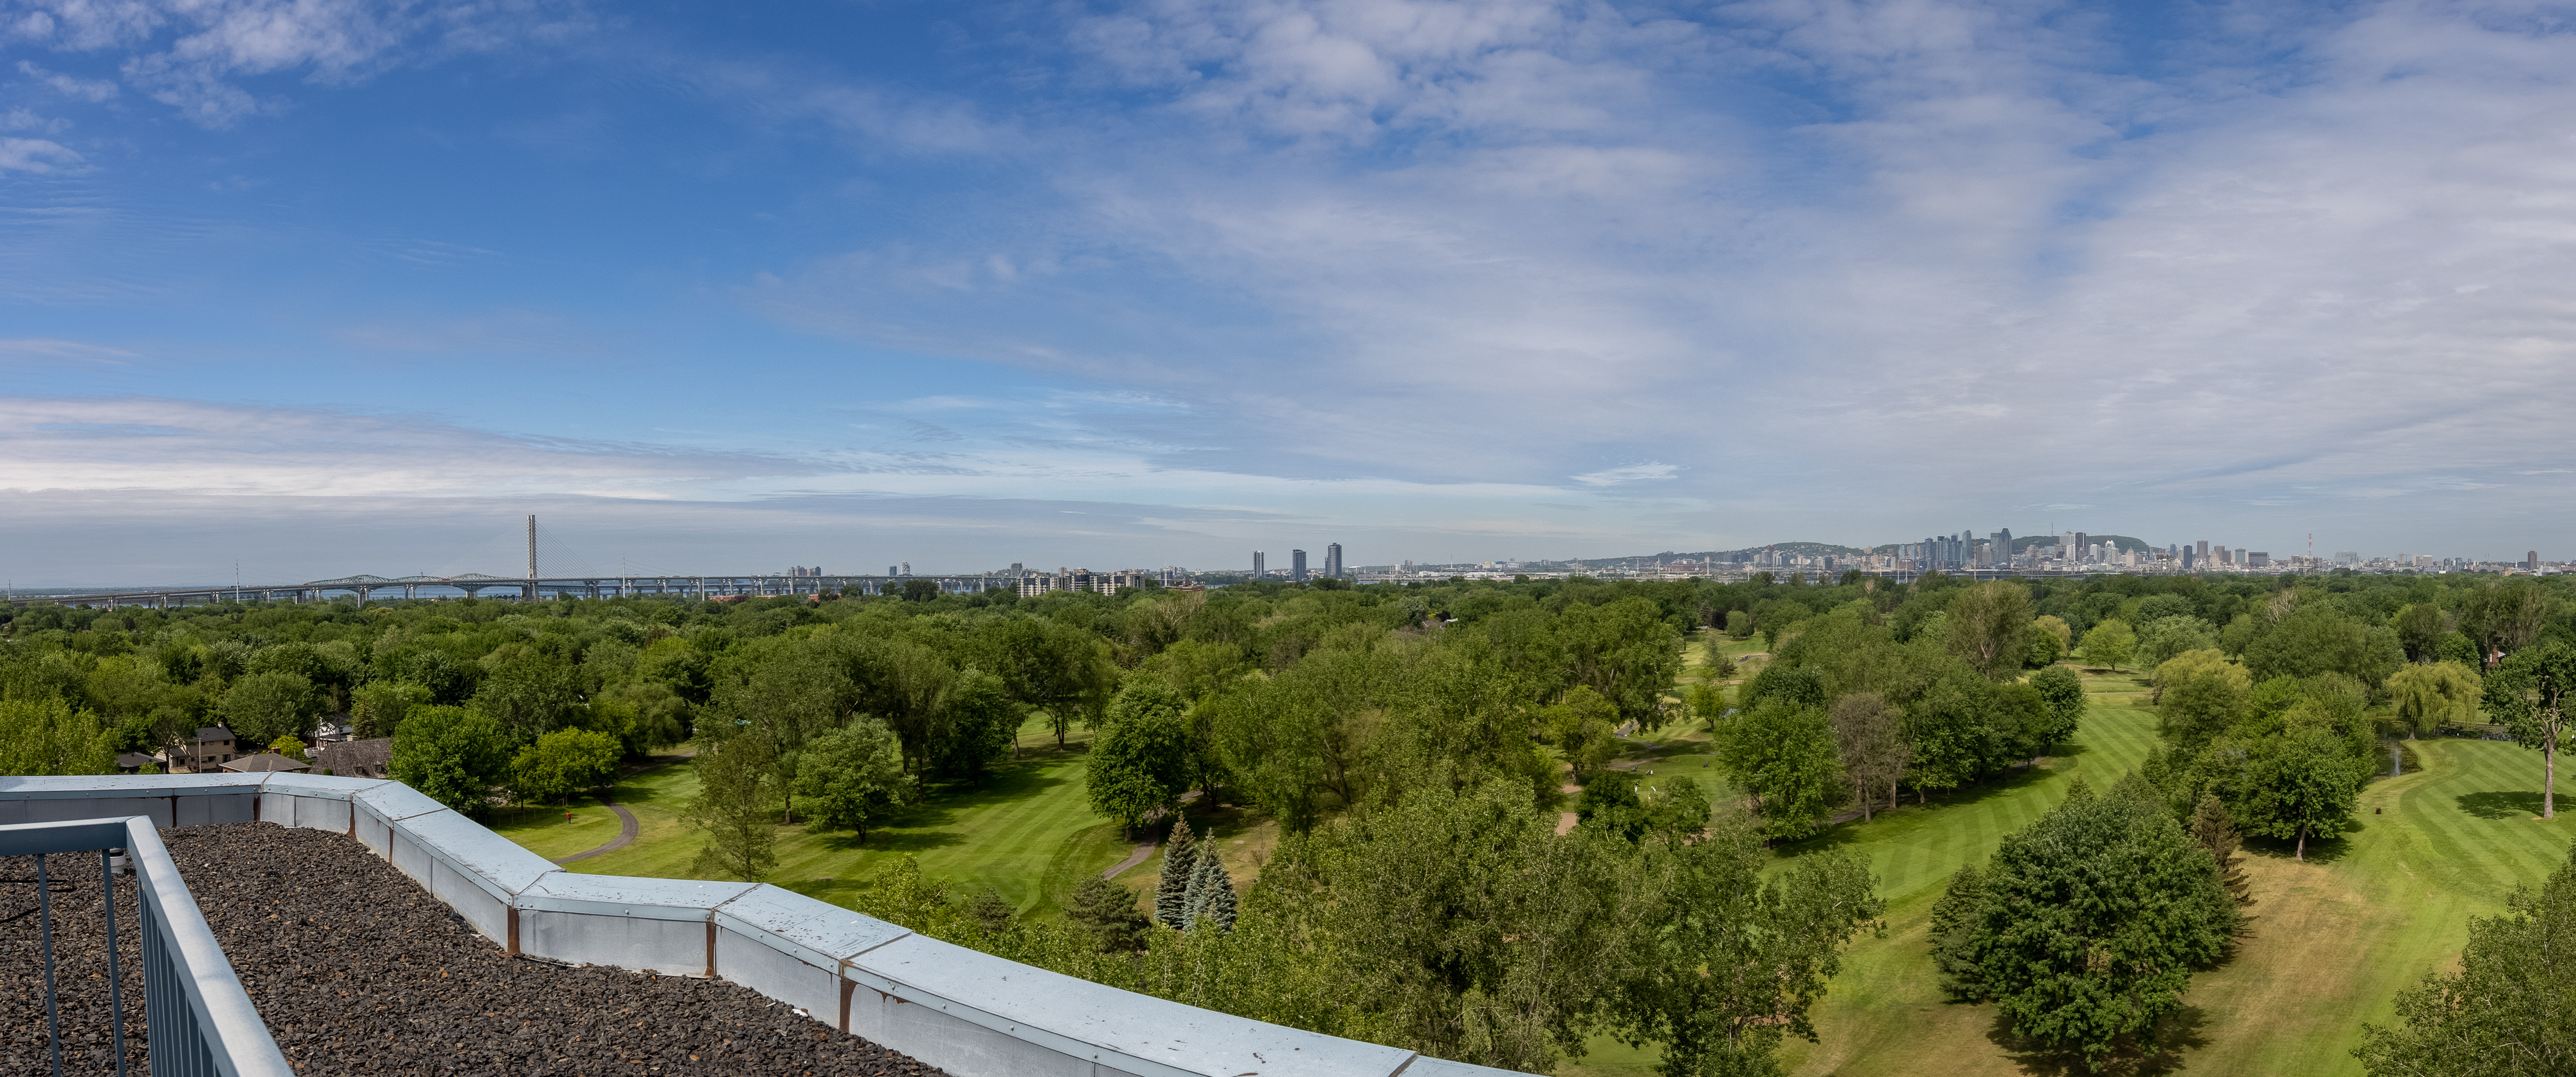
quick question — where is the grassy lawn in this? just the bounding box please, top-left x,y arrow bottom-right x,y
1567,666 -> 2576,1076
491,714 -> 1148,919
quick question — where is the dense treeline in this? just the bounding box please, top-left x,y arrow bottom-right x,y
14,567 -> 2576,1072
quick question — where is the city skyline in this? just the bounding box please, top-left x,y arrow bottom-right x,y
7,3 -> 2576,582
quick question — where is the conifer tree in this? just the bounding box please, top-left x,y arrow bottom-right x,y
1182,847 -> 1227,929
1154,815 -> 1199,929
1197,857 -> 1238,932
1065,874 -> 1152,952
2189,793 -> 2251,902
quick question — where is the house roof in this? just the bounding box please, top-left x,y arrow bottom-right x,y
189,725 -> 235,744
218,753 -> 311,773
115,752 -> 157,769
313,737 -> 393,773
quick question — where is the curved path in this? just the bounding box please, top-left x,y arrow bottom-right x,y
552,798 -> 641,865
1098,791 -> 1203,880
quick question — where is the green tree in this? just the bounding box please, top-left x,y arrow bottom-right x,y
1577,771 -> 1651,840
1065,873 -> 1152,952
217,671 -> 321,747
2032,615 -> 2073,664
792,717 -> 912,841
508,727 -> 622,805
1558,598 -> 1685,727
1612,815 -> 1883,1077
1725,609 -> 1753,640
687,736 -> 778,880
1262,779 -> 1628,1071
2356,843 -> 2576,1076
1945,582 -> 2034,680
471,653 -> 584,739
1542,686 -> 1622,781
2138,616 -> 2220,670
1156,815 -> 1201,929
2219,612 -> 2264,657
2460,577 -> 2548,670
267,734 -> 306,758
388,705 -> 512,818
1086,678 -> 1192,832
2437,630 -> 2482,669
2189,793 -> 2251,901
1828,691 -> 1906,821
2028,665 -> 2087,749
1716,699 -> 1849,839
2487,642 -> 2576,819
991,617 -> 1115,748
933,668 -> 1020,781
2080,619 -> 2135,671
350,680 -> 431,739
2388,661 -> 2483,738
1935,779 -> 2238,1065
2240,725 -> 2365,859
1182,849 -> 1237,931
2243,605 -> 2405,689
2392,603 -> 2449,664
0,697 -> 113,775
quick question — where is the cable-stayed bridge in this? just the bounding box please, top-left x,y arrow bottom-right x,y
4,515 -> 1006,609
6,571 -> 1004,609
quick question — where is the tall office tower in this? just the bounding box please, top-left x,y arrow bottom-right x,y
2183,547 -> 2195,570
1325,542 -> 1344,577
1253,551 -> 1266,577
1291,549 -> 1308,582
1998,529 -> 2013,565
2197,540 -> 2210,563
1011,563 -> 1024,572
888,565 -> 898,576
2061,532 -> 2078,563
2073,532 -> 2089,560
2531,551 -> 2542,571
901,562 -> 910,576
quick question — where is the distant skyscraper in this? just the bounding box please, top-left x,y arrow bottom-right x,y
1291,549 -> 1308,582
2183,547 -> 2195,570
2060,531 -> 2076,563
1253,551 -> 1266,577
1325,542 -> 1344,577
900,561 -> 910,576
2197,540 -> 2209,563
2531,551 -> 2542,571
887,565 -> 898,576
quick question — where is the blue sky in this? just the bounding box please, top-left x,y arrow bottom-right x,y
5,0 -> 2575,585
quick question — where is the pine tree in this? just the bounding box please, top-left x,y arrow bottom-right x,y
1066,874 -> 1152,952
1154,815 -> 1199,929
2190,794 -> 2251,902
1182,848 -> 1224,929
1197,857 -> 1238,932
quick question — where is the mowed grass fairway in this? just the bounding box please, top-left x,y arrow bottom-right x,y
1570,669 -> 2576,1077
489,715 -> 1138,918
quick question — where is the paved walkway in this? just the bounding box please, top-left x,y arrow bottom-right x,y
552,797 -> 640,865
1098,791 -> 1202,880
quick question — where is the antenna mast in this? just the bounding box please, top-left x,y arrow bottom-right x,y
527,515 -> 538,601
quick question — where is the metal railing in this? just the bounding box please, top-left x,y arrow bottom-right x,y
0,817 -> 291,1077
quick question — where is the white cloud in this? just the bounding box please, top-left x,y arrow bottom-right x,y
4,0 -> 592,127
0,135 -> 83,172
742,0 -> 2576,550
16,58 -> 117,100
1572,462 -> 1678,486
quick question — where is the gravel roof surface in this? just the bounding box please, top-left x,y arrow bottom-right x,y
4,824 -> 946,1076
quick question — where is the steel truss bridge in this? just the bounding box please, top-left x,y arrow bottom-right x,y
7,572 -> 1011,610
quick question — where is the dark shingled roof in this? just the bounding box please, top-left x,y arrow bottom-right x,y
313,737 -> 393,778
